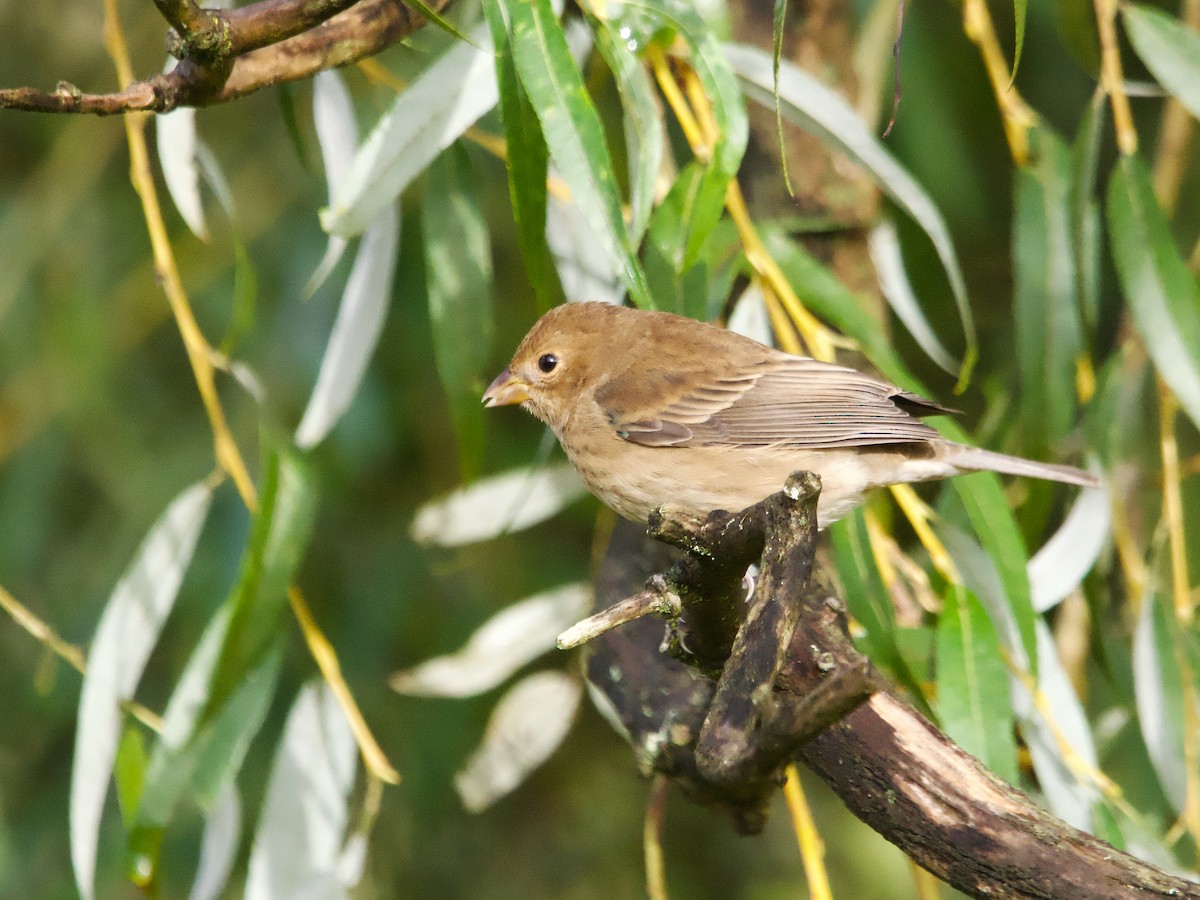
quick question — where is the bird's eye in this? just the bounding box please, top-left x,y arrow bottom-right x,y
537,353 -> 559,374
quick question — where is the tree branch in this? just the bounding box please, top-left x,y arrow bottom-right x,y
582,475 -> 1200,898
0,0 -> 448,116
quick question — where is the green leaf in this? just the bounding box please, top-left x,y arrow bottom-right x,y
627,0 -> 748,268
727,42 -> 977,390
408,0 -> 485,48
1055,0 -> 1100,75
1133,586 -> 1188,814
937,528 -> 1096,827
773,0 -> 794,196
1124,5 -> 1200,121
1013,125 -> 1083,452
130,630 -> 282,881
1107,153 -> 1200,430
1011,0 -> 1028,82
114,725 -> 148,831
950,474 -> 1038,679
207,447 -> 316,720
584,5 -> 665,243
936,584 -> 1019,784
128,444 -> 314,871
501,0 -> 653,307
645,162 -> 712,319
423,145 -> 494,480
1070,92 -> 1105,337
483,0 -> 565,313
829,510 -> 931,713
1085,345 -> 1156,469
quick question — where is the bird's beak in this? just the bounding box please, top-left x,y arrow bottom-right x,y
482,368 -> 530,407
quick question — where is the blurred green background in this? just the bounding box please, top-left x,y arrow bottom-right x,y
1,0 -> 1197,898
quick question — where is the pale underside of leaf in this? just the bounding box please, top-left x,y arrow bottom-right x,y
71,481 -> 213,900
157,106 -> 208,240
321,20 -> 498,237
726,283 -> 774,347
245,682 -> 359,900
454,671 -> 582,812
187,781 -> 241,900
306,70 -> 359,297
939,525 -> 1098,830
1027,478 -> 1109,612
867,220 -> 960,374
409,463 -> 588,547
1132,588 -> 1189,812
545,188 -> 626,305
295,203 -> 400,449
391,583 -> 592,697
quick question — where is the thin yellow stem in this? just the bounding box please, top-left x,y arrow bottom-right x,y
1007,659 -> 1130,807
104,0 -> 257,510
908,858 -> 942,900
783,765 -> 833,900
0,583 -> 164,732
761,286 -> 804,355
102,0 -> 397,783
724,182 -> 838,361
889,485 -> 962,584
0,583 -> 86,674
1159,385 -> 1193,624
1093,0 -> 1139,155
288,587 -> 401,783
649,46 -> 837,360
644,774 -> 670,900
961,0 -> 1037,165
1159,383 -> 1200,853
646,45 -> 709,160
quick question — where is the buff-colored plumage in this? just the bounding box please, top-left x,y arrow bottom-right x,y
484,302 -> 1098,528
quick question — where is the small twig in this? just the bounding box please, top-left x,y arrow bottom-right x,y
557,576 -> 681,650
0,583 -> 164,733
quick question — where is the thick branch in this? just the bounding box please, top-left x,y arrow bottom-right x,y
0,0 -> 447,115
211,0 -> 366,57
584,477 -> 1200,898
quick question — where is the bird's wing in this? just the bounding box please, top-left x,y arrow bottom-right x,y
597,356 -> 956,449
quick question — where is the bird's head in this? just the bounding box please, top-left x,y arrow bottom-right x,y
482,302 -> 630,431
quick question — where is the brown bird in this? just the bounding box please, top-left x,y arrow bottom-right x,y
483,302 -> 1098,528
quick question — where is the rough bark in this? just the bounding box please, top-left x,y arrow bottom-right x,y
584,475 -> 1200,899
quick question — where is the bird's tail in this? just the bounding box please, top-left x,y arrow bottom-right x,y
943,446 -> 1100,489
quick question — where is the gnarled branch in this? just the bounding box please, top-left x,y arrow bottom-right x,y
581,473 -> 1200,898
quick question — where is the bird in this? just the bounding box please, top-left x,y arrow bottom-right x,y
482,302 -> 1098,529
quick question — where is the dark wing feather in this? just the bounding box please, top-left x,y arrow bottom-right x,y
600,356 -> 954,449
